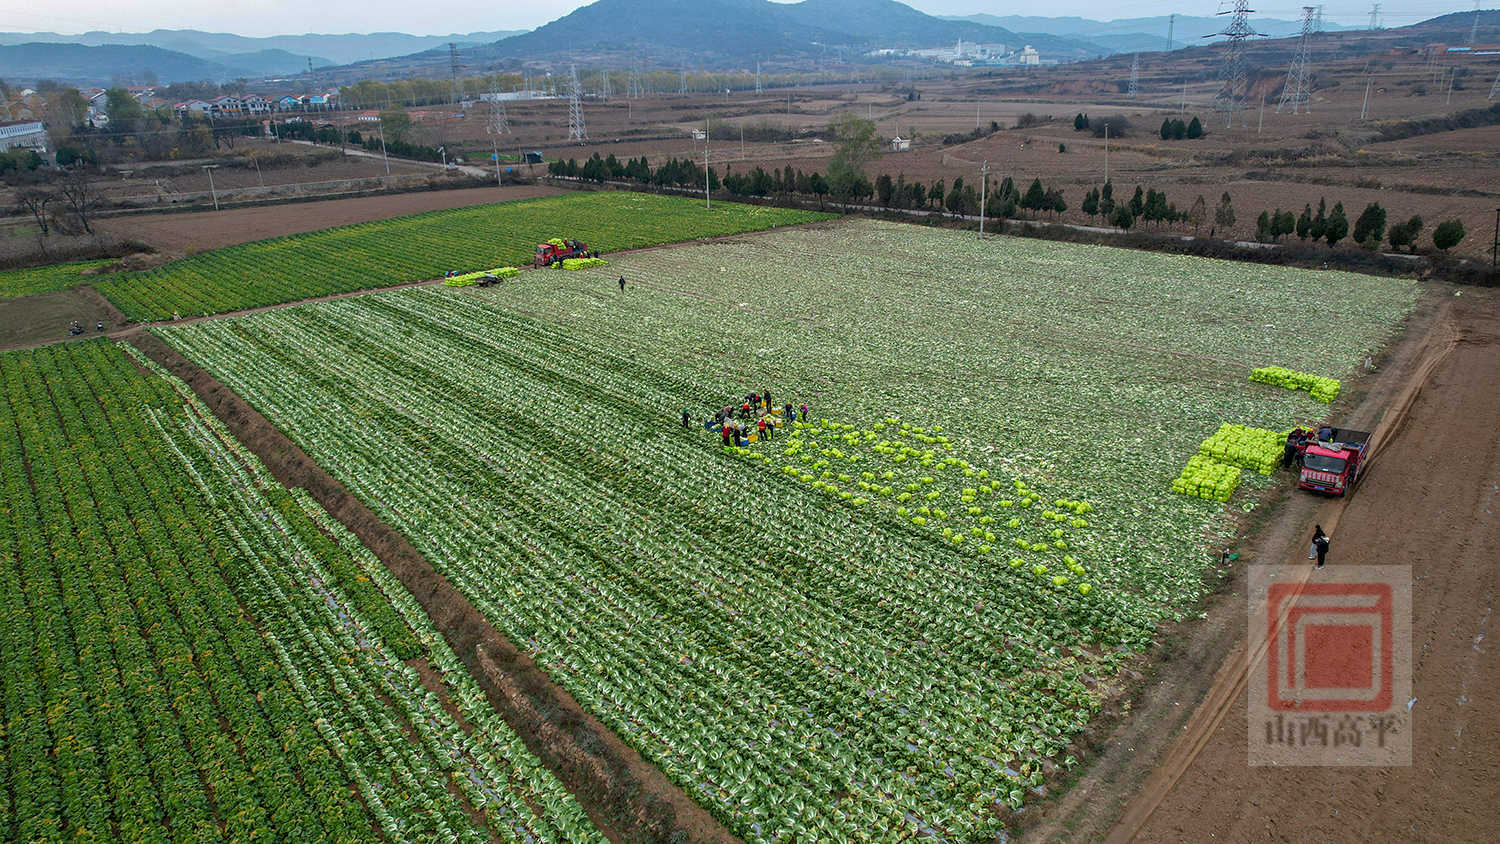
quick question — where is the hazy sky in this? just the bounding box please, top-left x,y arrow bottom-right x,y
0,0 -> 1475,38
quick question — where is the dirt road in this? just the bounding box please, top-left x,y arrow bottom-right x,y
1112,291 -> 1500,841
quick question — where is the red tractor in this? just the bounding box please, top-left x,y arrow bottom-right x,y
533,239 -> 595,268
1293,426 -> 1372,496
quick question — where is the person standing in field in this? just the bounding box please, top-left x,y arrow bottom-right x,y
618,276 -> 626,292
1314,531 -> 1330,569
784,402 -> 794,423
800,403 -> 808,422
721,423 -> 733,447
764,388 -> 773,409
682,409 -> 691,428
757,417 -> 768,440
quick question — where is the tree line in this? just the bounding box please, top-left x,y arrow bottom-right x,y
1254,199 -> 1466,252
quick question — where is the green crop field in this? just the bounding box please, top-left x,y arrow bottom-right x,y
92,193 -> 830,321
0,259 -> 113,300
157,220 -> 1418,840
0,341 -> 598,842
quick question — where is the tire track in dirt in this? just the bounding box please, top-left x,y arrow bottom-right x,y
125,330 -> 738,844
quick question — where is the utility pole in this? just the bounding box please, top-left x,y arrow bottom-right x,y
1103,122 -> 1109,184
1489,70 -> 1500,101
377,124 -> 391,175
1361,73 -> 1372,119
1469,0 -> 1481,44
755,61 -> 763,95
1257,94 -> 1265,133
1492,207 -> 1498,268
1447,67 -> 1456,106
704,118 -> 711,209
1181,80 -> 1188,116
978,160 -> 989,239
975,100 -> 981,131
1166,13 -> 1175,50
202,164 -> 219,211
1368,3 -> 1381,30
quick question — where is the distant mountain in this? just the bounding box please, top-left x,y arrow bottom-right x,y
448,0 -> 1103,67
0,43 -> 237,85
941,13 -> 1358,52
0,29 -> 528,67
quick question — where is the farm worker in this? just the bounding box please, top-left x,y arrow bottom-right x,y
800,403 -> 808,422
618,275 -> 626,292
1318,425 -> 1334,443
172,310 -> 180,321
721,424 -> 733,447
682,409 -> 691,428
784,402 -> 793,421
1314,530 -> 1331,570
1309,525 -> 1326,561
764,388 -> 773,408
742,401 -> 752,418
757,417 -> 768,440
1282,430 -> 1303,469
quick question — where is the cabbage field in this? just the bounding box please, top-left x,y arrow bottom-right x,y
156,220 -> 1417,840
0,341 -> 598,842
92,193 -> 829,320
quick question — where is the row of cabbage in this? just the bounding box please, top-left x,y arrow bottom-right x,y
93,193 -> 829,320
0,340 -> 597,843
159,292 -> 1169,841
1250,365 -> 1341,402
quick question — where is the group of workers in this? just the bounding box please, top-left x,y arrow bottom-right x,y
1281,425 -> 1338,468
680,389 -> 809,447
68,320 -> 105,336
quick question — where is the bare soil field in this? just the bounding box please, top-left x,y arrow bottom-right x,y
96,183 -> 560,253
0,286 -> 123,351
374,44 -> 1498,258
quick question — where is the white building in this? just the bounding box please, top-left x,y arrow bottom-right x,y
1018,45 -> 1041,66
0,121 -> 48,154
890,136 -> 910,152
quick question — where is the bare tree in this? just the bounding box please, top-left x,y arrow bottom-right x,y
15,185 -> 53,236
56,168 -> 99,235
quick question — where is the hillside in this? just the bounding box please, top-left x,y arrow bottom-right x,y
442,0 -> 1103,67
0,43 -> 235,85
0,28 -> 527,66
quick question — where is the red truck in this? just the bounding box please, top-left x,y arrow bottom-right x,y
532,239 -> 595,268
1297,427 -> 1372,496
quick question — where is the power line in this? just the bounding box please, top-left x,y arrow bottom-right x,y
1276,6 -> 1316,114
1128,54 -> 1140,97
1489,69 -> 1500,101
1468,0 -> 1481,44
1167,13 -> 1176,50
1368,3 -> 1381,31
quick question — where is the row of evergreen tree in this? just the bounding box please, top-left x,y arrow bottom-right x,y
1255,199 -> 1466,251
